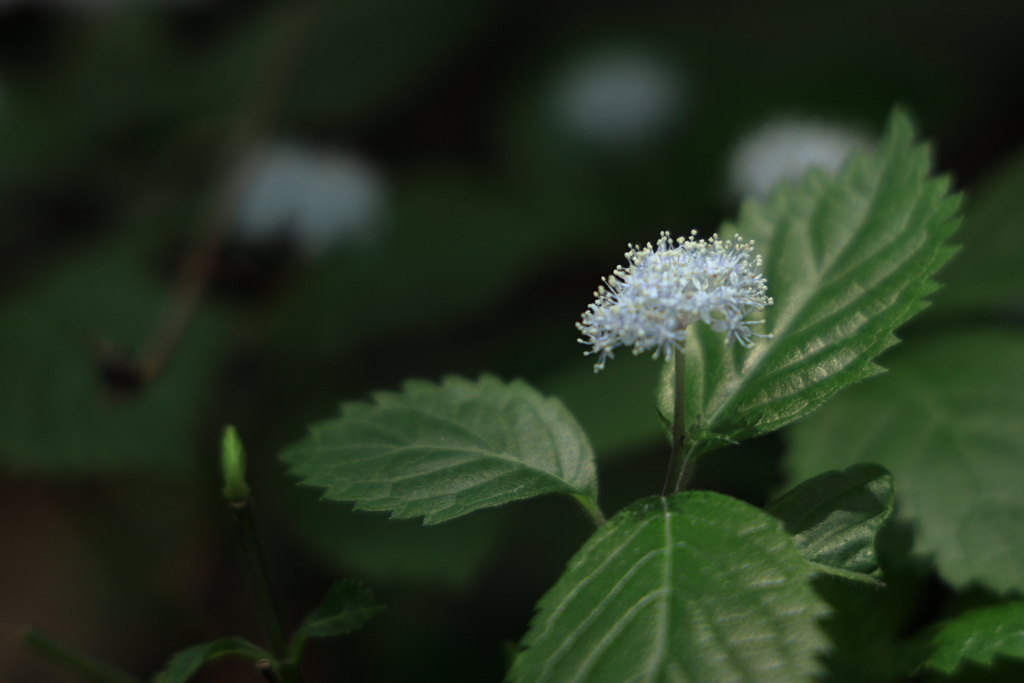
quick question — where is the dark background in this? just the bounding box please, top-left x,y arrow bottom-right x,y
1,0 -> 1023,681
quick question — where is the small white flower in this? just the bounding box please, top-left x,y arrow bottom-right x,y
236,143 -> 387,257
577,231 -> 773,371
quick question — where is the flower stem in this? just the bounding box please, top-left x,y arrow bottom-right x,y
22,626 -> 143,683
662,352 -> 695,495
573,494 -> 607,527
231,501 -> 303,683
258,659 -> 287,683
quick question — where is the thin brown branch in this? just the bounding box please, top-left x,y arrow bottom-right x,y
137,1 -> 325,383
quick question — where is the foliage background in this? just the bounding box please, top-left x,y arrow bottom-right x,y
0,0 -> 1022,681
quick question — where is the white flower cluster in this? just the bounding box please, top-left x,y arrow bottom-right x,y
577,231 -> 773,371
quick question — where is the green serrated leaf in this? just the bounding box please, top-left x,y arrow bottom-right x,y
288,580 -> 382,663
509,491 -> 829,683
675,110 -> 960,458
922,603 -> 1024,674
281,375 -> 601,525
294,580 -> 382,638
151,637 -> 268,683
767,463 -> 894,578
786,329 -> 1024,593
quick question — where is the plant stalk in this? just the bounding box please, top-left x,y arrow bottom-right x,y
258,659 -> 287,683
662,351 -> 695,495
231,501 -> 303,683
23,626 -> 143,683
573,494 -> 607,528
138,1 -> 324,383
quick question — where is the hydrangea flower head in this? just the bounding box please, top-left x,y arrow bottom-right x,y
577,231 -> 773,371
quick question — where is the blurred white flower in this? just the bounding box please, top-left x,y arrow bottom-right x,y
236,143 -> 387,257
577,231 -> 772,372
727,116 -> 873,200
552,49 -> 686,150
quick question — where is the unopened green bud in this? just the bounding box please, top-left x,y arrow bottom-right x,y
221,425 -> 251,503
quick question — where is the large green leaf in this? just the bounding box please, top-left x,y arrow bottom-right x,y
0,236 -> 229,474
786,329 -> 1024,593
921,603 -> 1024,674
152,637 -> 268,683
674,111 -> 960,457
281,375 -> 600,525
509,491 -> 829,683
766,463 -> 894,583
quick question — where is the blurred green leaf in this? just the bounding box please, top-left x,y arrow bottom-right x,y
288,580 -> 382,662
926,659 -> 1024,683
786,329 -> 1024,593
920,603 -> 1024,674
812,519 -> 934,683
0,237 -> 229,474
0,0 -> 500,198
0,8 -> 259,190
509,491 -> 829,683
270,173 -> 583,365
152,637 -> 268,683
287,486 -> 508,588
281,375 -> 600,525
767,463 -> 893,581
538,354 -> 664,463
930,145 -> 1024,315
674,110 -> 960,458
289,0 -> 503,127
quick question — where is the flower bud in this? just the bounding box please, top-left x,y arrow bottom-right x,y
221,425 -> 251,504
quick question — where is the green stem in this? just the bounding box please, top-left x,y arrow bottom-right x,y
662,352 -> 696,495
258,659 -> 287,683
573,494 -> 607,527
231,502 -> 303,683
23,626 -> 143,683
